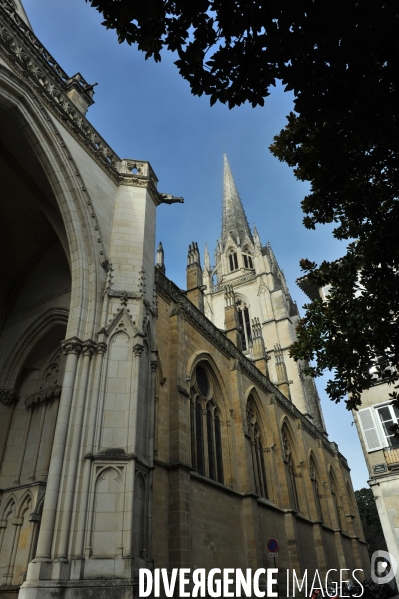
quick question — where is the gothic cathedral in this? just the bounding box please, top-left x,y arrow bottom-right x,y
0,1 -> 369,598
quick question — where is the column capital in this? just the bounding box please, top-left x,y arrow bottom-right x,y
82,340 -> 97,358
96,342 -> 108,356
61,337 -> 83,356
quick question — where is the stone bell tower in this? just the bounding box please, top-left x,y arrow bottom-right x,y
203,155 -> 327,433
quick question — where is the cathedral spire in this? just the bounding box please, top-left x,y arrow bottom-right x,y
222,155 -> 253,247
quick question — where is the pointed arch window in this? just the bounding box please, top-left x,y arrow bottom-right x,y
282,427 -> 300,511
247,398 -> 268,499
309,457 -> 324,523
191,364 -> 224,483
330,472 -> 343,530
236,298 -> 252,351
242,247 -> 253,269
228,250 -> 238,271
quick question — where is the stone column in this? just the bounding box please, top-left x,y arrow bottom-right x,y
146,358 -> 158,561
30,337 -> 82,574
124,341 -> 144,558
168,310 -> 192,569
56,340 -> 95,564
71,342 -> 106,578
41,399 -> 60,479
30,403 -> 47,481
148,359 -> 158,465
13,409 -> 32,485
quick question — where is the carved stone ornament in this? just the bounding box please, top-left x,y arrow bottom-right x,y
246,400 -> 255,429
82,340 -> 97,358
25,384 -> 62,410
0,388 -> 18,406
61,337 -> 83,356
133,344 -> 145,358
212,272 -> 256,294
96,342 -> 107,356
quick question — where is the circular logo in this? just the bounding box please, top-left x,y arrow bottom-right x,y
371,551 -> 397,584
267,538 -> 279,553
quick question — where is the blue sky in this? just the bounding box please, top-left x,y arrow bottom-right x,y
24,0 -> 369,490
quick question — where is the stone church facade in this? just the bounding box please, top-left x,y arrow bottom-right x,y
0,1 -> 368,597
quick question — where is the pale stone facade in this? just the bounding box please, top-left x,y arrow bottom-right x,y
0,1 -> 369,598
298,280 -> 399,587
353,385 -> 399,587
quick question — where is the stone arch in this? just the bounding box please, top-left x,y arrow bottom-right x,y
329,467 -> 344,531
109,329 -> 131,345
186,351 -> 229,418
17,491 -> 33,519
308,451 -> 325,522
245,390 -> 270,499
0,311 -> 68,487
281,419 -> 302,512
97,330 -> 132,451
234,291 -> 251,308
0,68 -> 107,340
1,496 -> 17,522
11,493 -> 33,583
242,244 -> 254,269
0,497 -> 17,581
235,293 -> 252,351
188,353 -> 230,485
0,307 -> 69,390
90,466 -> 124,558
244,386 -> 272,442
226,245 -> 239,271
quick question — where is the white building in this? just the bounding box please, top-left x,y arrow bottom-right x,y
298,270 -> 399,588
354,385 -> 399,587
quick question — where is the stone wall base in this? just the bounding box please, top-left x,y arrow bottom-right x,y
17,579 -> 139,599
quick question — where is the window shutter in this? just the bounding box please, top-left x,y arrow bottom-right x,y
358,407 -> 384,452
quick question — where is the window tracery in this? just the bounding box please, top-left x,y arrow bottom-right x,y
330,472 -> 343,530
246,397 -> 268,498
236,298 -> 252,351
309,456 -> 324,522
282,427 -> 300,511
228,250 -> 238,271
190,364 -> 224,484
242,246 -> 253,269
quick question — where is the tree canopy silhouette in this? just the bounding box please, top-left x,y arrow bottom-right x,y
88,0 -> 399,411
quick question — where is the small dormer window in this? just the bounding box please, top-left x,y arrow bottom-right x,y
228,251 -> 238,271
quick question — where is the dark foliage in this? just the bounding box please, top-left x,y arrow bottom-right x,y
87,0 -> 399,412
355,488 -> 387,557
